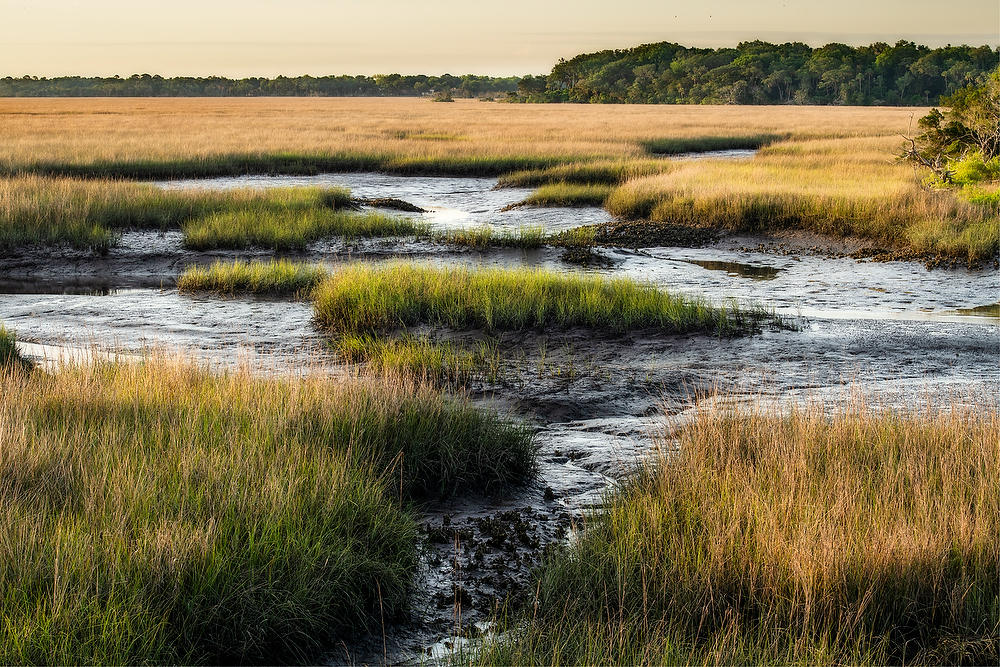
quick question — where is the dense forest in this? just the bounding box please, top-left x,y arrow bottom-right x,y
2,41 -> 996,105
517,41 -> 998,105
0,73 -> 520,98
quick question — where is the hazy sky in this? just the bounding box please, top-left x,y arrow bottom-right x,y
1,0 -> 997,77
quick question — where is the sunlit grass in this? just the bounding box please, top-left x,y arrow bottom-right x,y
182,207 -> 425,250
436,225 -> 547,250
0,176 -> 351,250
478,398 -> 1000,666
517,183 -> 613,208
606,136 -> 1000,261
176,259 -> 330,296
336,334 -> 503,384
312,262 -> 774,335
0,325 -> 31,372
0,99 -> 919,177
0,357 -> 534,664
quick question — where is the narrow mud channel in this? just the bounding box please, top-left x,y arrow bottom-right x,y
2,169 -> 997,664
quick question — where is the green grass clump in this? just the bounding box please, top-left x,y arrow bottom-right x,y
478,401 -> 1000,666
0,176 -> 351,250
181,207 -> 425,250
437,225 -> 547,250
313,262 -> 770,334
640,133 -> 782,155
0,358 -> 533,664
336,334 -> 502,384
177,259 -> 330,296
518,183 -> 613,208
496,160 -> 670,188
0,325 -> 32,373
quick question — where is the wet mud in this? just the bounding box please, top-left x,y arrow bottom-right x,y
2,170 -> 997,664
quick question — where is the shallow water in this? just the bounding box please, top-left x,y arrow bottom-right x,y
156,172 -> 612,233
2,169 -> 998,664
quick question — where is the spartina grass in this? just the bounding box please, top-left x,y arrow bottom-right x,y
181,207 -> 425,250
0,325 -> 32,373
312,262 -> 776,335
0,176 -> 351,250
0,357 -> 534,664
176,259 -> 330,297
477,398 -> 1000,666
514,183 -> 613,208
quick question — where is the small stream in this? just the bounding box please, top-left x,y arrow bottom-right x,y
2,168 -> 997,664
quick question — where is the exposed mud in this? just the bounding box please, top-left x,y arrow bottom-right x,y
2,170 -> 997,665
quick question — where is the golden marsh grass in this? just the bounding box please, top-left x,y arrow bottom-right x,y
479,398 -> 1000,665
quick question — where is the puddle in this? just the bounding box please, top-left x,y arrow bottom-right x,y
680,258 -> 782,280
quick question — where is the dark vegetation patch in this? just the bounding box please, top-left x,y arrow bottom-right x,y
640,134 -> 784,155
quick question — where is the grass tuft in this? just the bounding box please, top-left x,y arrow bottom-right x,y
0,325 -> 32,373
516,183 -> 613,208
181,208 -> 426,250
177,259 -> 330,296
479,399 -> 1000,665
312,262 -> 773,335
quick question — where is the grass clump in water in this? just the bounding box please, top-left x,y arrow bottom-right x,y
177,259 -> 330,297
478,400 -> 1000,666
336,334 -> 503,384
0,358 -> 534,664
437,225 -> 547,251
496,160 -> 670,188
313,262 -> 771,335
515,183 -> 613,208
182,208 -> 426,250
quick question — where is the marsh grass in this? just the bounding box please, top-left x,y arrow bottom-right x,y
517,183 -> 614,208
640,133 -> 785,154
312,263 -> 772,335
0,325 -> 31,372
0,176 -> 351,250
182,207 -> 425,250
478,399 -> 1000,666
606,137 -> 1000,261
0,358 -> 533,664
496,160 -> 671,188
0,99 -> 916,179
335,334 -> 503,384
176,259 -> 330,297
436,225 -> 547,251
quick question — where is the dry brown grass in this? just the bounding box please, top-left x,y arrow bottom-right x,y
0,98 -> 924,167
478,397 -> 1000,665
606,135 -> 1000,260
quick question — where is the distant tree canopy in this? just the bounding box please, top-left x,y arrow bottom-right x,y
520,40 -> 999,105
0,73 -> 520,98
2,41 -> 997,105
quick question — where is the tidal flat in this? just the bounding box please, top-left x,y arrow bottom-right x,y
1,99 -> 997,665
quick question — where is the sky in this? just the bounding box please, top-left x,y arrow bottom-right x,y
1,0 -> 997,77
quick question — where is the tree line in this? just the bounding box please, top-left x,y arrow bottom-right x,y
2,40 -> 996,105
0,73 -> 519,98
516,40 -> 998,105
